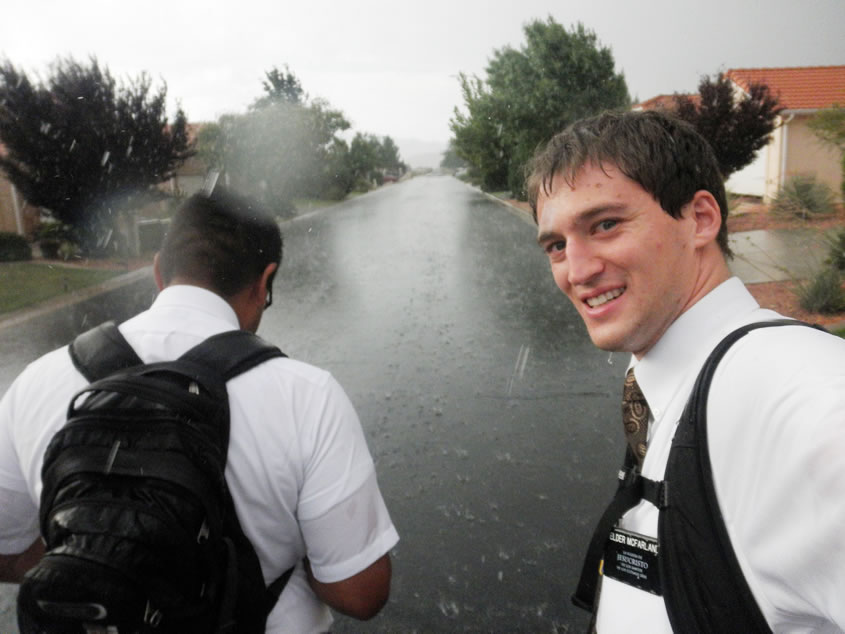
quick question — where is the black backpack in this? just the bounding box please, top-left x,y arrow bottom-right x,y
573,320 -> 826,633
18,322 -> 294,634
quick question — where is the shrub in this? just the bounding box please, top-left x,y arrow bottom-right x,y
58,240 -> 81,261
34,222 -> 76,259
825,228 -> 845,271
0,232 -> 33,262
772,176 -> 837,219
797,268 -> 845,314
33,221 -> 74,242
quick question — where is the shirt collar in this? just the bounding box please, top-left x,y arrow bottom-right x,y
150,285 -> 241,330
628,277 -> 760,419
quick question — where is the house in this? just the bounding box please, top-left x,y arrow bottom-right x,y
0,170 -> 38,236
636,65 -> 845,202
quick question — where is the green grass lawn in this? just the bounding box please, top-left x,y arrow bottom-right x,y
0,262 -> 123,315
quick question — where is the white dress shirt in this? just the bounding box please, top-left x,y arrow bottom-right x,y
0,285 -> 399,633
596,277 -> 845,633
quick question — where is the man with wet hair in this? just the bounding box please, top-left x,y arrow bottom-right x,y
0,188 -> 399,631
529,109 -> 845,631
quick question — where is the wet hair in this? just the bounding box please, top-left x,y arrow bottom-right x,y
525,109 -> 732,257
157,187 -> 283,298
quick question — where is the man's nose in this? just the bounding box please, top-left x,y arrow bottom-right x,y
566,240 -> 604,287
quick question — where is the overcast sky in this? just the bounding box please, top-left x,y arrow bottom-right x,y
2,0 -> 843,166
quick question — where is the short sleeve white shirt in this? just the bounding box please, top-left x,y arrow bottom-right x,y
0,285 -> 399,633
596,277 -> 845,633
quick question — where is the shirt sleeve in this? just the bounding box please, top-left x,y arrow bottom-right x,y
300,471 -> 399,583
0,486 -> 39,554
708,328 -> 845,629
0,378 -> 40,553
295,374 -> 398,582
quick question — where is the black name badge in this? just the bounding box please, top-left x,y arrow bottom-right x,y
603,527 -> 662,595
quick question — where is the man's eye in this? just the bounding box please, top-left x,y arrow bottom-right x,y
547,241 -> 566,253
597,219 -> 618,232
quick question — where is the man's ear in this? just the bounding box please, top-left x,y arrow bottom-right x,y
689,190 -> 723,249
261,262 -> 277,289
256,262 -> 278,303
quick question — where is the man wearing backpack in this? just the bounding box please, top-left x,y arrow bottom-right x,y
0,188 -> 399,632
528,110 -> 845,632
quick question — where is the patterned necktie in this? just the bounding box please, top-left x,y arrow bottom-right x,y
622,368 -> 650,468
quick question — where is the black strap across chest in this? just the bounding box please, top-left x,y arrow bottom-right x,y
573,319 -> 826,632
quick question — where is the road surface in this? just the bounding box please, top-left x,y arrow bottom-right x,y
1,174 -> 625,632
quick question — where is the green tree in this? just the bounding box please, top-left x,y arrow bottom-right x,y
673,73 -> 782,178
808,104 -> 845,200
378,136 -> 406,175
209,66 -> 351,213
196,121 -> 225,170
450,74 -> 509,190
214,100 -> 349,216
348,133 -> 383,189
318,135 -> 407,199
0,56 -> 193,252
440,139 -> 468,170
251,65 -> 305,109
208,65 -> 406,209
321,138 -> 355,200
450,18 -> 629,196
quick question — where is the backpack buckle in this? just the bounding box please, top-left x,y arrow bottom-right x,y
144,600 -> 163,627
197,520 -> 210,543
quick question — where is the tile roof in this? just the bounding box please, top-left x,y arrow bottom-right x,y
725,65 -> 845,110
634,94 -> 698,110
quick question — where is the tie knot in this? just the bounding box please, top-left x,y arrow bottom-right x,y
623,368 -> 646,404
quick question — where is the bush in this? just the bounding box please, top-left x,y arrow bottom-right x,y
34,222 -> 77,259
797,268 -> 845,314
826,228 -> 845,271
0,232 -> 33,262
772,176 -> 837,219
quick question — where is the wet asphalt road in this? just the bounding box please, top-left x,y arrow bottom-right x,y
1,174 -> 626,632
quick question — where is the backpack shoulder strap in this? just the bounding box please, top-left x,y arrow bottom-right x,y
573,319 -> 826,620
179,329 -> 287,381
180,329 -> 293,617
660,318 -> 825,633
69,321 -> 143,382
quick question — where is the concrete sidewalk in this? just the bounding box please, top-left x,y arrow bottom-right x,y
728,227 -> 838,284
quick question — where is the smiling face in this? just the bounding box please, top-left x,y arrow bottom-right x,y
536,163 -> 725,359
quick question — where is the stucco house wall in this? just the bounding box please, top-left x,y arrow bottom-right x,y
734,112 -> 842,202
781,113 -> 841,192
728,66 -> 844,202
0,178 -> 37,235
725,144 -> 769,198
